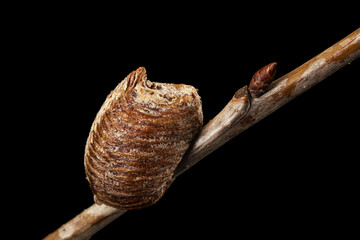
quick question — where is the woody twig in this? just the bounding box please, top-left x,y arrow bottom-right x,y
44,28 -> 360,240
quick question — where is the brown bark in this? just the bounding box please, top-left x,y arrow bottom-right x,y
44,28 -> 360,240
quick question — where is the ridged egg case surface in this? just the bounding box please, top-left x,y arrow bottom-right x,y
84,67 -> 203,209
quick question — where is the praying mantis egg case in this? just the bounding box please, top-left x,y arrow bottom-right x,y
84,67 -> 203,209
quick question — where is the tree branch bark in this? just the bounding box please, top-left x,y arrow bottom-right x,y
44,28 -> 360,240
175,27 -> 360,176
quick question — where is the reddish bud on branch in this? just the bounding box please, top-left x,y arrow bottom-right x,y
249,62 -> 277,98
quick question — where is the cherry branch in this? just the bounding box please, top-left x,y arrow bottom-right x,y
44,28 -> 360,240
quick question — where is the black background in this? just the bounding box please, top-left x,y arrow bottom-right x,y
6,5 -> 359,239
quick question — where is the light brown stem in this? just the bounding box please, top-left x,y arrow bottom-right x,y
44,28 -> 360,240
44,204 -> 126,240
176,28 -> 360,176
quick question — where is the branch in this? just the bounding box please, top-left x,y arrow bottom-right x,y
44,28 -> 360,240
175,27 -> 360,176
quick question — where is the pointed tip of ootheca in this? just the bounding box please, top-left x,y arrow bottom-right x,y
124,67 -> 148,90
